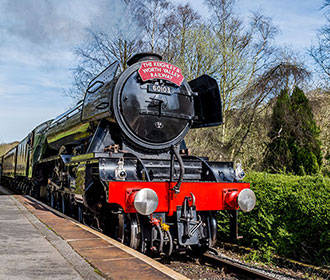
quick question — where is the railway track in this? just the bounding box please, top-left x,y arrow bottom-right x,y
162,251 -> 284,279
201,252 -> 278,280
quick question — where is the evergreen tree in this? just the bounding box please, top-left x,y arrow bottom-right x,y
265,87 -> 322,175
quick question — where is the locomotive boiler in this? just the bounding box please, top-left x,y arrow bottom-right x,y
0,53 -> 256,256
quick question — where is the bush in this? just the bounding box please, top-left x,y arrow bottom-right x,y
264,87 -> 322,175
218,172 -> 330,266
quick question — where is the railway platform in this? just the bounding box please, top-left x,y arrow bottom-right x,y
0,189 -> 187,280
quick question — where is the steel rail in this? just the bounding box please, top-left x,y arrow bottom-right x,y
201,252 -> 277,280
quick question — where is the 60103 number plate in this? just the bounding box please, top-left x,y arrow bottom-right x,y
147,84 -> 172,95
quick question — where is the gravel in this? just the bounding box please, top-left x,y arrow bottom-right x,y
215,244 -> 330,280
161,246 -> 329,280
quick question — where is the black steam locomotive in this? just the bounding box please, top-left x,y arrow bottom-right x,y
0,53 -> 256,256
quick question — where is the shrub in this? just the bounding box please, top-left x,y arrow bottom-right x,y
218,172 -> 330,266
264,87 -> 322,175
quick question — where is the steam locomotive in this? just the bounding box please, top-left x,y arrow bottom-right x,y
0,53 -> 256,256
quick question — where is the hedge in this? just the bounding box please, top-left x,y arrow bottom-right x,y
217,172 -> 330,266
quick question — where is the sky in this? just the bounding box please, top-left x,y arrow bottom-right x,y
0,0 -> 327,143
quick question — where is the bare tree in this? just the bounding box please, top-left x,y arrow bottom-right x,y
202,0 -> 279,160
232,61 -> 311,156
310,1 -> 330,80
183,24 -> 218,81
66,1 -> 145,100
67,28 -> 143,100
153,3 -> 202,74
160,12 -> 179,62
308,89 -> 330,175
135,0 -> 172,52
186,60 -> 311,164
172,4 -> 201,74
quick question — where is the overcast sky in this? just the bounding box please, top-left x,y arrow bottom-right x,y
0,0 -> 326,143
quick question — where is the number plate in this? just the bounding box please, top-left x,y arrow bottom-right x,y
147,84 -> 172,95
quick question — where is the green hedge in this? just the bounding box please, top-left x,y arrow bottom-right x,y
218,172 -> 330,266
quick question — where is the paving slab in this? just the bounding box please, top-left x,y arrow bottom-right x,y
0,194 -> 103,280
7,193 -> 188,280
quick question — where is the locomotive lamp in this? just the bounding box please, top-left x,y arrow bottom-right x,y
133,188 -> 159,215
235,159 -> 246,180
224,188 -> 256,212
237,188 -> 256,212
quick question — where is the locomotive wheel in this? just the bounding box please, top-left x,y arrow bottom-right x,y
49,190 -> 59,210
27,185 -> 32,196
54,192 -> 60,210
49,190 -> 55,208
22,183 -> 27,194
117,213 -> 124,243
60,193 -> 72,215
61,193 -> 66,214
150,225 -> 164,254
162,230 -> 173,257
129,214 -> 140,250
77,205 -> 83,223
209,212 -> 217,247
117,213 -> 141,250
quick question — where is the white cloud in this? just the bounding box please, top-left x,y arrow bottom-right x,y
0,0 -> 131,143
